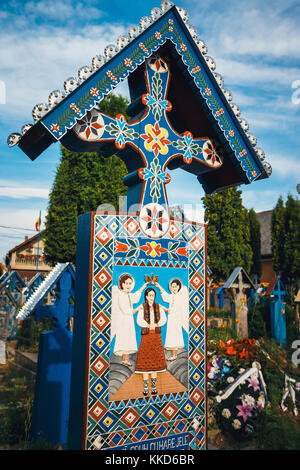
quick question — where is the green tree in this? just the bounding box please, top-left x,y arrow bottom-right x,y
271,196 -> 285,275
271,194 -> 300,296
248,208 -> 262,279
44,93 -> 129,265
283,195 -> 300,291
202,187 -> 253,282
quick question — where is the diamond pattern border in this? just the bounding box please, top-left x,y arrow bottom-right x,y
84,214 -> 206,450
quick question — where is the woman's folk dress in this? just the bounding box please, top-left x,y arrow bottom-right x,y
135,302 -> 167,374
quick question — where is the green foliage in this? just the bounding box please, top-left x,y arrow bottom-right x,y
0,368 -> 35,446
44,93 -> 129,265
97,92 -> 129,119
271,194 -> 300,297
207,325 -> 237,343
255,409 -> 300,450
248,299 -> 267,339
248,208 -> 262,278
202,187 -> 253,282
17,316 -> 55,352
207,307 -> 231,318
286,303 -> 298,349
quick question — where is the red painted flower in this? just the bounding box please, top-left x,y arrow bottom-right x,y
51,124 -> 59,132
124,58 -> 132,67
115,241 -> 129,253
177,246 -> 188,257
90,87 -> 99,97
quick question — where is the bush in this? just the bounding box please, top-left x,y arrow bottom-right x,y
207,308 -> 231,318
0,369 -> 34,446
248,299 -> 268,339
17,316 -> 55,352
255,409 -> 300,450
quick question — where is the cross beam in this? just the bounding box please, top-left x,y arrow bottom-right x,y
61,54 -> 223,237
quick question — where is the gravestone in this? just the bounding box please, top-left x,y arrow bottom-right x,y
8,1 -> 271,451
223,267 -> 255,339
0,285 -> 18,364
0,272 -> 24,341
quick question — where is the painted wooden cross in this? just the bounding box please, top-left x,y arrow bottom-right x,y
230,271 -> 252,339
64,54 -> 223,239
269,277 -> 287,346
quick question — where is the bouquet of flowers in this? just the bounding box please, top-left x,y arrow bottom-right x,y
208,344 -> 267,439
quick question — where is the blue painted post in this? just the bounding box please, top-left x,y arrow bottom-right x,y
270,279 -> 286,346
216,287 -> 224,309
30,270 -> 74,445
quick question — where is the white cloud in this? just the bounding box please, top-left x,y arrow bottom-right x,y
0,21 -> 128,124
23,0 -> 104,22
191,0 -> 300,60
267,153 -> 300,177
214,58 -> 300,88
0,186 -> 49,199
0,179 -> 50,199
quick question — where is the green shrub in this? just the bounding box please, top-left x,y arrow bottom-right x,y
255,409 -> 300,450
207,308 -> 231,318
0,368 -> 34,446
248,299 -> 268,339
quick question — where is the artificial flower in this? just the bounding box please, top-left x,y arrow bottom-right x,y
227,376 -> 234,383
256,394 -> 266,410
247,377 -> 260,392
226,346 -> 237,355
242,394 -> 255,407
236,402 -> 253,423
221,408 -> 231,419
221,365 -> 230,376
232,419 -> 242,430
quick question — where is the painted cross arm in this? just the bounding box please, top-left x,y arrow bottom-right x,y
61,55 -> 225,213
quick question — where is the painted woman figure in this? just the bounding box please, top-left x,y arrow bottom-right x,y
155,278 -> 189,361
110,273 -> 148,366
135,287 -> 168,396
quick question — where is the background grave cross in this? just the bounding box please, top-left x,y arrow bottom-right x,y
231,271 -> 252,339
67,53 -> 223,238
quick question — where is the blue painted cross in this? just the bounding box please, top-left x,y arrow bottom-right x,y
65,54 -> 223,238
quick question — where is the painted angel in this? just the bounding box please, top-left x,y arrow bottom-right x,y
110,273 -> 148,366
155,278 -> 189,361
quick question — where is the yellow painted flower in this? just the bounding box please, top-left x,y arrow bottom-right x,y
141,122 -> 171,157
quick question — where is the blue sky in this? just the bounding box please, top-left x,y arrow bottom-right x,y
0,0 -> 299,262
